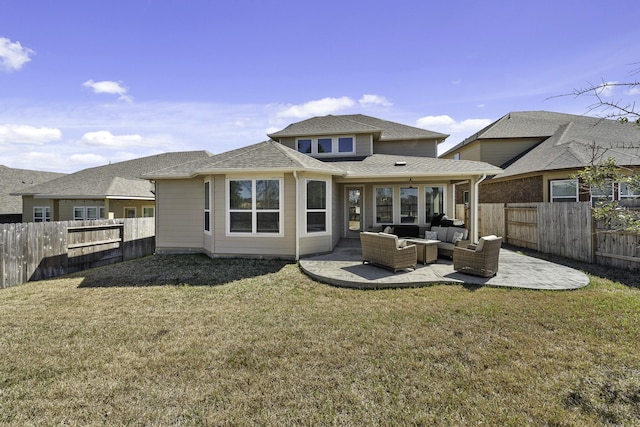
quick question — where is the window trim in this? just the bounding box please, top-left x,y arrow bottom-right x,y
124,207 -> 136,218
142,206 -> 155,218
304,178 -> 331,235
73,206 -> 105,220
33,206 -> 51,222
374,186 -> 395,225
226,177 -> 284,237
295,135 -> 355,156
550,179 -> 579,203
204,180 -> 211,234
619,182 -> 640,199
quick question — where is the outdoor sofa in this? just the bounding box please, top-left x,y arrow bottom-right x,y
428,225 -> 470,258
360,231 -> 417,272
453,235 -> 503,277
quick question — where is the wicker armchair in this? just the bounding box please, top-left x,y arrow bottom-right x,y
360,232 -> 417,272
453,235 -> 503,277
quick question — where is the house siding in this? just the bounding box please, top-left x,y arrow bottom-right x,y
479,138 -> 542,167
21,196 -> 52,222
374,139 -> 437,158
155,178 -> 204,251
209,173 -> 296,258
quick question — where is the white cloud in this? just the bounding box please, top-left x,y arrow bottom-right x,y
416,115 -> 492,134
276,96 -> 355,119
595,81 -> 617,98
69,153 -> 107,165
625,86 -> 640,96
82,80 -> 133,102
80,130 -> 144,148
359,94 -> 392,108
0,124 -> 62,144
0,37 -> 35,73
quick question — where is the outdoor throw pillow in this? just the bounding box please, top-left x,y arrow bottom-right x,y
424,231 -> 438,240
383,226 -> 393,234
398,239 -> 407,248
452,231 -> 464,243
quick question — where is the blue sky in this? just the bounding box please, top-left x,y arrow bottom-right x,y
1,0 -> 639,173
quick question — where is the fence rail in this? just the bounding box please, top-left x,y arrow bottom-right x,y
468,202 -> 640,271
1,218 -> 155,289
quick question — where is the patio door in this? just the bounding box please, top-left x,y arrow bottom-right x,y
346,187 -> 363,238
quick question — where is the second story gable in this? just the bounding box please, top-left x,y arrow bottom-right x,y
267,114 -> 448,159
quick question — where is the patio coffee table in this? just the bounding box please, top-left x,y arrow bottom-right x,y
405,238 -> 439,264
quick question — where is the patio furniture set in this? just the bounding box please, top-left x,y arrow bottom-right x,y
360,225 -> 503,277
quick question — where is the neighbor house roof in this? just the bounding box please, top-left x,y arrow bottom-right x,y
0,166 -> 65,214
268,114 -> 448,141
15,151 -> 211,199
440,110 -> 629,157
496,119 -> 640,179
141,141 -> 345,179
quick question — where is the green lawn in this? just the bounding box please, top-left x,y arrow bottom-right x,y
1,254 -> 639,426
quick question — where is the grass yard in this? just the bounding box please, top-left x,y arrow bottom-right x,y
1,254 -> 639,426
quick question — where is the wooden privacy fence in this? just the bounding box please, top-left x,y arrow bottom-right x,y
0,218 -> 155,289
470,202 -> 640,271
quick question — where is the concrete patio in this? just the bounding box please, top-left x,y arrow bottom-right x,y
299,239 -> 590,290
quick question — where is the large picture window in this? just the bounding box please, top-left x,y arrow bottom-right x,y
228,179 -> 281,234
306,180 -> 327,233
375,187 -> 393,224
550,179 -> 578,203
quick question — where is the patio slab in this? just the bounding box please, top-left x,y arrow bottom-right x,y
299,239 -> 590,290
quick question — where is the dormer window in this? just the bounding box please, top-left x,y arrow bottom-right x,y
297,136 -> 355,156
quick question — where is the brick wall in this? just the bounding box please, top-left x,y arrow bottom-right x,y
456,175 -> 544,204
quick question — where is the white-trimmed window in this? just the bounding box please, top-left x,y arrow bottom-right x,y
550,179 -> 578,203
306,179 -> 328,233
375,187 -> 394,225
619,182 -> 640,199
296,136 -> 355,156
74,206 -> 106,220
400,187 -> 418,224
204,181 -> 211,233
228,178 -> 282,234
33,206 -> 50,222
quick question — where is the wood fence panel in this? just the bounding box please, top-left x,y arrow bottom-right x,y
478,203 -> 505,238
538,202 -> 592,262
505,203 -> 539,250
1,218 -> 155,289
594,229 -> 640,271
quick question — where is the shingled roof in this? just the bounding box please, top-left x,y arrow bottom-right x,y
497,118 -> 640,179
268,114 -> 448,141
141,141 -> 344,179
15,151 -> 211,199
0,166 -> 65,215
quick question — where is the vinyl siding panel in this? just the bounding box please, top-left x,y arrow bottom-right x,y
374,139 -> 438,157
479,138 -> 543,167
156,178 -> 204,250
211,173 -> 296,258
22,196 -> 52,223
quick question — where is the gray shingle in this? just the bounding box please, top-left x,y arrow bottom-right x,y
268,114 -> 448,141
15,151 -> 211,199
0,166 -> 65,215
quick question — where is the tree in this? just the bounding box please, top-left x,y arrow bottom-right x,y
562,63 -> 640,232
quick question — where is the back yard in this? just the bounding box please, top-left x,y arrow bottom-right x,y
1,254 -> 639,426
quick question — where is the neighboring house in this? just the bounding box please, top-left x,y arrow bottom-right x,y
142,114 -> 502,259
14,151 -> 211,222
0,165 -> 66,223
440,111 -> 640,204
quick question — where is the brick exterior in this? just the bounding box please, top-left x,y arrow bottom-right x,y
456,175 -> 544,204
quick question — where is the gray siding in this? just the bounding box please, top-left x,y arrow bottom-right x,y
374,139 -> 438,158
156,178 -> 204,251
210,173 -> 296,258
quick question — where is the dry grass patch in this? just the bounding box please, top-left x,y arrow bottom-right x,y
1,254 -> 639,426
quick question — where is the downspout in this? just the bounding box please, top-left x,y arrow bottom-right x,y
293,170 -> 300,261
472,174 -> 487,243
